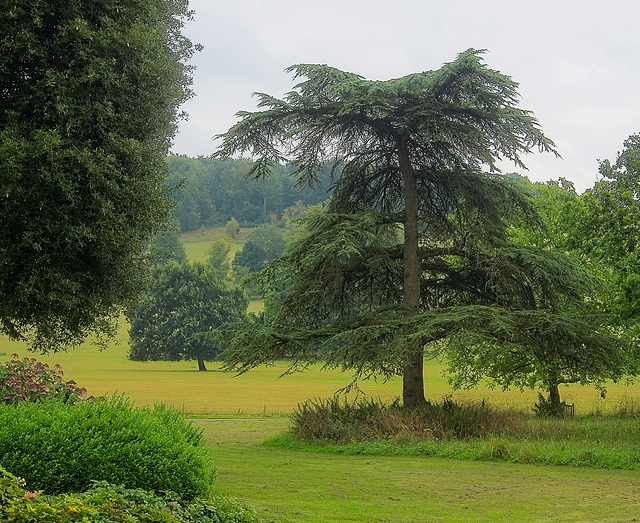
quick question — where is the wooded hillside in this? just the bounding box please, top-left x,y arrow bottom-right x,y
167,156 -> 331,230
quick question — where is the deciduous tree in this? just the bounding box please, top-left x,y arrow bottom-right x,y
0,0 -> 199,351
233,225 -> 286,274
462,170 -> 639,409
150,224 -> 188,266
128,262 -> 248,371
573,134 -> 640,333
225,217 -> 241,239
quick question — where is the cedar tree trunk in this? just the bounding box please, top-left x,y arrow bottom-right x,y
399,136 -> 426,407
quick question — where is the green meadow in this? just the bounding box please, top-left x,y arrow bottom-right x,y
3,327 -> 638,416
179,225 -> 249,263
4,334 -> 640,521
4,226 -> 640,521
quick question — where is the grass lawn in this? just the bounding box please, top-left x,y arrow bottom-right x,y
198,418 -> 640,522
3,328 -> 639,416
4,325 -> 640,521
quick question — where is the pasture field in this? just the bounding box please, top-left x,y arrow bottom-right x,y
179,226 -> 250,262
1,325 -> 638,415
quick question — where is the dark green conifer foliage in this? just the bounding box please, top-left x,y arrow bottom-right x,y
215,50 -> 631,407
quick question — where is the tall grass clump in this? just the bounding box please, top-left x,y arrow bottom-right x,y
291,396 -> 522,443
0,395 -> 215,498
284,396 -> 640,471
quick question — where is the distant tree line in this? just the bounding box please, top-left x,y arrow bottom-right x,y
167,155 -> 331,230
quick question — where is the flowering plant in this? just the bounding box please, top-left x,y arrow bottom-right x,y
0,354 -> 87,404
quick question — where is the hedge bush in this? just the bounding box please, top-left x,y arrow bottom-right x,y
0,395 -> 215,498
1,467 -> 258,522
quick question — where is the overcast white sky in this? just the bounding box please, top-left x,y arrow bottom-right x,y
171,0 -> 640,193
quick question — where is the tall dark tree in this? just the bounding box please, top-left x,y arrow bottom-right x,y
215,50 -> 567,407
128,262 -> 248,371
0,0 -> 199,351
253,200 -> 632,411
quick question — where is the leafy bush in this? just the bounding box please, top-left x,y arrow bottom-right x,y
291,396 -> 521,442
0,395 -> 215,498
0,467 -> 258,522
0,354 -> 87,404
1,465 -> 28,504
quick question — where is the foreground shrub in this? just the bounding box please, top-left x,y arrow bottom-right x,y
0,395 -> 215,498
0,467 -> 258,523
0,354 -> 87,404
1,465 -> 27,504
291,396 -> 522,442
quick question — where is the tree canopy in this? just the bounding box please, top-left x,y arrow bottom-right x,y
215,49 -> 609,407
520,135 -> 640,339
128,261 -> 248,371
150,224 -> 188,266
574,134 -> 640,331
0,0 -> 199,351
233,224 -> 286,274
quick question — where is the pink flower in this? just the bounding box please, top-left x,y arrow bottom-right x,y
26,492 -> 38,498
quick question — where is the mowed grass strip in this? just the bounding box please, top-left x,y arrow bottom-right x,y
198,418 -> 640,523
